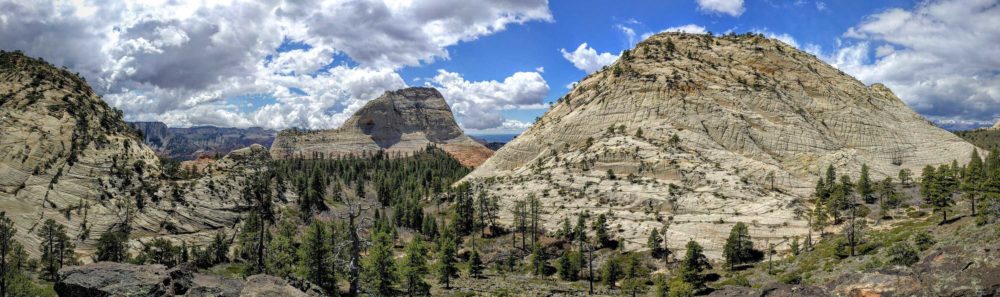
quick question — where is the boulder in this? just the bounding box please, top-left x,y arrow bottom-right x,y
55,262 -> 193,297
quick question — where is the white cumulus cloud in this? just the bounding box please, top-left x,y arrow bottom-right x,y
559,43 -> 619,74
827,0 -> 1000,130
427,69 -> 549,130
0,0 -> 552,130
696,0 -> 745,17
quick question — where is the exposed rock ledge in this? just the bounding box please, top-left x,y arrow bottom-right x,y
55,262 -> 323,297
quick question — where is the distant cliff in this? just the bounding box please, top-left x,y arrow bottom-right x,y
128,122 -> 276,160
270,87 -> 493,167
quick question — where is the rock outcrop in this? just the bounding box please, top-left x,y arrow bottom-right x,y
56,262 -> 322,297
0,51 -> 270,258
462,33 -> 977,258
269,87 -> 493,167
128,121 -> 276,161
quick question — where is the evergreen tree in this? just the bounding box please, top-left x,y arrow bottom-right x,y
933,165 -> 957,223
453,183 -> 475,235
790,236 -> 800,256
297,221 -> 334,292
886,242 -> 919,267
648,227 -> 664,258
0,211 -> 17,297
964,149 -> 985,217
399,238 -> 429,297
435,234 -> 457,289
530,243 -> 545,276
0,212 -> 42,297
37,219 -> 75,280
468,249 -> 483,278
679,240 -> 710,290
601,255 -> 621,289
594,214 -> 610,247
857,164 -> 874,204
94,229 -> 129,262
722,222 -> 754,270
825,165 -> 837,193
267,215 -> 299,278
362,230 -> 397,297
898,168 -> 913,187
621,253 -> 649,297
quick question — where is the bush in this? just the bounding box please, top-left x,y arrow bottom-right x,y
913,230 -> 935,251
886,242 -> 919,267
668,278 -> 695,297
778,273 -> 802,284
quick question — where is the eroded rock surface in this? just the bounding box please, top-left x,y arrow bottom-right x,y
0,52 -> 271,259
463,33 -> 977,258
269,87 -> 493,167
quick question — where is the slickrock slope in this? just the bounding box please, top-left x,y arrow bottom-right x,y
0,51 -> 266,258
463,33 -> 977,258
128,121 -> 276,160
270,87 -> 493,167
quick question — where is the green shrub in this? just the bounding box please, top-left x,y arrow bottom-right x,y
886,242 -> 919,267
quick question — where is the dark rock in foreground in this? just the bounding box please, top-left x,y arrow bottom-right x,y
56,262 -> 322,297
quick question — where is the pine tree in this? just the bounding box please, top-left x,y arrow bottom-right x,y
679,240 -> 710,289
363,230 -> 397,297
0,211 -> 16,297
297,221 -> 334,292
399,238 -> 429,297
594,213 -> 610,247
899,168 -> 913,187
790,236 -> 800,256
94,229 -> 129,262
858,164 -> 874,204
435,234 -> 457,289
468,249 -> 483,278
964,149 -> 985,217
648,227 -> 664,258
530,243 -> 545,276
722,222 -> 754,270
37,219 -> 75,280
601,255 -> 621,289
933,165 -> 957,223
621,253 -> 649,297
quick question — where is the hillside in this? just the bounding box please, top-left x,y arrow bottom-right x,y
269,87 -> 493,167
955,123 -> 1000,152
463,32 -> 977,257
0,51 -> 268,258
128,121 -> 276,160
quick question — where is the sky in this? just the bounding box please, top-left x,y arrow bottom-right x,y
0,0 -> 997,133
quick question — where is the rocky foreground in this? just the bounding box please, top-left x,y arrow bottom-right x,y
55,262 -> 322,297
269,87 -> 493,167
463,32 -> 978,257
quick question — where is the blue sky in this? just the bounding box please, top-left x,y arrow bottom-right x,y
2,0 -> 997,132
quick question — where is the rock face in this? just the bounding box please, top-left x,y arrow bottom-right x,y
128,121 -> 276,161
56,262 -> 322,297
269,87 -> 493,167
462,33 -> 977,257
0,51 -> 269,258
